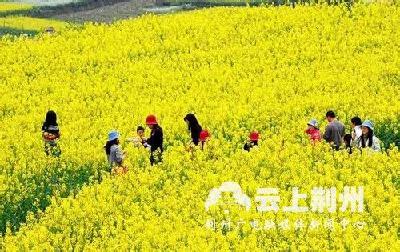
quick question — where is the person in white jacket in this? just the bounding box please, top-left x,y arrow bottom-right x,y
351,117 -> 363,147
358,120 -> 381,152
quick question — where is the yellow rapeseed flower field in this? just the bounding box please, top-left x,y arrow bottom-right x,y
0,16 -> 69,32
0,3 -> 32,13
0,4 -> 399,250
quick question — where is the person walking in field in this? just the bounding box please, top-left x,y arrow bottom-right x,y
105,130 -> 127,175
305,119 -> 321,143
350,117 -> 362,147
184,113 -> 203,146
323,110 -> 345,150
244,131 -> 259,151
145,115 -> 163,166
42,110 -> 61,157
358,120 -> 381,152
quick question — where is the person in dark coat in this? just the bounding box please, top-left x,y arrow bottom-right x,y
184,113 -> 202,146
42,110 -> 61,157
145,114 -> 163,166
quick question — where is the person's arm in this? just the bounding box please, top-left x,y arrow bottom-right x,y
115,146 -> 124,166
323,125 -> 332,142
372,137 -> 381,152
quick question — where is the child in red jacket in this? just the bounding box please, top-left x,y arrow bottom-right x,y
305,119 -> 321,143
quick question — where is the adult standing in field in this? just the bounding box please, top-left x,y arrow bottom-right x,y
42,110 -> 61,157
105,130 -> 127,175
146,114 -> 164,166
184,113 -> 202,146
358,120 -> 381,152
350,117 -> 363,147
323,111 -> 345,150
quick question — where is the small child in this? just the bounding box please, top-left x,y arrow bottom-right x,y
305,119 -> 321,143
344,134 -> 353,154
42,110 -> 61,157
105,130 -> 127,175
199,130 -> 210,150
127,126 -> 148,148
244,131 -> 259,151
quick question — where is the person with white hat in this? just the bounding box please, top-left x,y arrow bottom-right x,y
358,120 -> 381,152
305,119 -> 321,143
104,130 -> 127,174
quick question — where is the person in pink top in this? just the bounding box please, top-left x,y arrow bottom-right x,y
305,119 -> 321,143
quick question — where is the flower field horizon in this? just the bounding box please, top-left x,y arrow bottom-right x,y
1,4 -> 400,250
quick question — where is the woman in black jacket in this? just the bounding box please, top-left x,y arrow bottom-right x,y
146,114 -> 163,166
184,113 -> 202,146
42,110 -> 61,157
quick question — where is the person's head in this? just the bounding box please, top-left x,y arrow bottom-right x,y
106,130 -> 120,155
45,110 -> 57,125
351,117 -> 362,128
307,119 -> 319,130
108,130 -> 120,144
361,120 -> 374,136
146,114 -> 158,129
184,113 -> 200,130
249,131 -> 259,143
137,126 -> 145,138
361,120 -> 374,148
325,111 -> 336,122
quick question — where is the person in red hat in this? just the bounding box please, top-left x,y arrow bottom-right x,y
145,114 -> 163,165
199,130 -> 210,150
244,131 -> 259,151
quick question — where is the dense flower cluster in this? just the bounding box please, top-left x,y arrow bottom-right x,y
0,4 -> 399,250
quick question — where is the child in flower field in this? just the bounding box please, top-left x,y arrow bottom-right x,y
199,130 -> 210,150
127,126 -> 149,148
145,115 -> 163,166
358,120 -> 381,152
105,130 -> 128,175
244,131 -> 259,151
344,134 -> 353,154
41,110 -> 61,157
305,119 -> 321,143
184,113 -> 203,146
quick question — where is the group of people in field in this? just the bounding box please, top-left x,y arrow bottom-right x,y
41,110 -> 381,175
305,110 -> 381,153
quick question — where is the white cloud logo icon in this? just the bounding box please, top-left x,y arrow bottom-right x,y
205,182 -> 251,211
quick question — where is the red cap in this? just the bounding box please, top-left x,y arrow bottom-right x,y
146,114 -> 158,125
199,130 -> 210,141
249,131 -> 259,141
